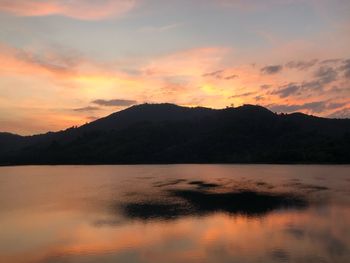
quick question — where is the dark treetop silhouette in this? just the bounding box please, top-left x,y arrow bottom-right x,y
0,103 -> 349,165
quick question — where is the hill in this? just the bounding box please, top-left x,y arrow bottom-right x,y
1,103 -> 350,165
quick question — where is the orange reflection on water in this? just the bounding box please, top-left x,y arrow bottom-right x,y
0,165 -> 349,263
1,206 -> 349,263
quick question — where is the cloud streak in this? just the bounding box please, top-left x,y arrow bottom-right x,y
0,43 -> 83,78
268,100 -> 348,114
92,99 -> 137,107
285,59 -> 318,70
271,83 -> 300,98
268,102 -> 326,113
340,59 -> 350,79
261,65 -> 283,75
0,0 -> 136,20
328,108 -> 350,119
202,70 -> 238,80
314,66 -> 338,85
73,106 -> 100,112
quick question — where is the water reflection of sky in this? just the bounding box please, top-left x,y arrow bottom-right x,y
0,165 -> 349,263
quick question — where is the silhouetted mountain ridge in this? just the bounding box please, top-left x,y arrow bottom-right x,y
80,103 -> 216,132
0,103 -> 349,165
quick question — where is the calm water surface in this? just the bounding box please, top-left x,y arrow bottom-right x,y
0,165 -> 349,263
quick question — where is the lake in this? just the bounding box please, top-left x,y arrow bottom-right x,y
0,165 -> 349,263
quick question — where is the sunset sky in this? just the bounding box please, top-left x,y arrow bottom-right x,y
0,0 -> 349,135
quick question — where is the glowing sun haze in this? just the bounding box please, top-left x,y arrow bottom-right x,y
0,0 -> 349,135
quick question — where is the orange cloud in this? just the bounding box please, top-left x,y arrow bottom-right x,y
0,43 -> 80,77
1,41 -> 349,135
0,0 -> 136,20
143,47 -> 230,77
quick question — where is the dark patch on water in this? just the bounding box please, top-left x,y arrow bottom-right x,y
270,248 -> 290,262
255,181 -> 275,189
188,180 -> 219,188
153,179 -> 187,187
284,182 -> 329,192
172,189 -> 306,216
122,201 -> 191,220
314,231 -> 349,257
256,181 -> 268,186
285,224 -> 305,240
121,187 -> 307,220
326,237 -> 348,257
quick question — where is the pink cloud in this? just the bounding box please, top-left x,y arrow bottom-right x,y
143,47 -> 231,77
0,43 -> 81,77
0,0 -> 136,20
1,41 -> 349,134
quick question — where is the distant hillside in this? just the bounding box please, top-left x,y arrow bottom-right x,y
1,103 -> 350,165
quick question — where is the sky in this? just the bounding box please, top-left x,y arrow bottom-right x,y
0,0 -> 349,135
